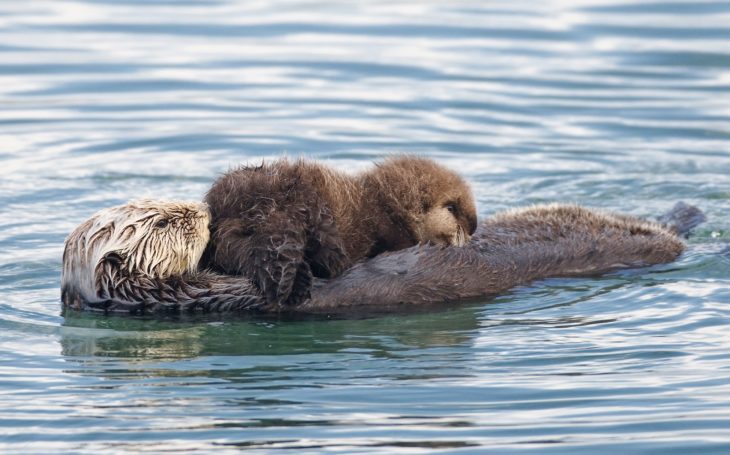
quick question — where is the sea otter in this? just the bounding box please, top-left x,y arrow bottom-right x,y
304,203 -> 702,310
60,200 -> 703,315
202,156 -> 477,307
62,200 -> 268,312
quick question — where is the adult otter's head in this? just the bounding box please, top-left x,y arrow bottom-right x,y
363,156 -> 477,251
61,200 -> 210,306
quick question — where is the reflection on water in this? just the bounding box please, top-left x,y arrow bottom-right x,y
1,0 -> 729,452
59,306 -> 481,359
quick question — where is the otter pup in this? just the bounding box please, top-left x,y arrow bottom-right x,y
61,200 -> 701,315
202,156 -> 478,307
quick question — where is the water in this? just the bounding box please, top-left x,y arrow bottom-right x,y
1,0 -> 729,452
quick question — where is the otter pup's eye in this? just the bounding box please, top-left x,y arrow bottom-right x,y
445,203 -> 457,214
155,219 -> 169,229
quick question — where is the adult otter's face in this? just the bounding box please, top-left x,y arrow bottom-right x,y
63,200 -> 210,287
118,200 -> 211,278
419,192 -> 477,247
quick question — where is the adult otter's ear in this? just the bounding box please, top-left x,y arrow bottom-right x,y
94,251 -> 129,290
101,251 -> 126,270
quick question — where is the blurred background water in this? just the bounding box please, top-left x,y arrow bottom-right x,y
1,0 -> 729,453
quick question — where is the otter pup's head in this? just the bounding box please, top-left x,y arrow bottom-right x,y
62,200 -> 210,305
364,156 -> 477,249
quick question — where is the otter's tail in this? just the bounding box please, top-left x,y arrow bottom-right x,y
657,201 -> 706,238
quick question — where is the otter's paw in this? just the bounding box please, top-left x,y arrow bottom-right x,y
307,207 -> 351,278
252,235 -> 311,307
283,261 -> 313,306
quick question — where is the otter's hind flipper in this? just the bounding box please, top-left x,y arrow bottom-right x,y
657,201 -> 706,238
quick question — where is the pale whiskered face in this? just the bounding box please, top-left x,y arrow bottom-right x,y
418,195 -> 478,247
113,200 -> 211,278
62,200 -> 210,298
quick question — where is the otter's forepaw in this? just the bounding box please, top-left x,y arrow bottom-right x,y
251,234 -> 311,307
284,261 -> 313,306
255,256 -> 296,307
308,209 -> 351,278
256,262 -> 312,307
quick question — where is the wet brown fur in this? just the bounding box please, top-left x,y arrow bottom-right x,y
201,156 -> 477,307
304,204 -> 687,310
62,201 -> 696,315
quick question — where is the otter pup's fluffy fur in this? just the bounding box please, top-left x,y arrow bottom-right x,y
202,156 -> 477,307
61,200 -> 700,315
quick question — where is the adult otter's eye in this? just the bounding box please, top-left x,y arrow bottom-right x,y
155,219 -> 169,229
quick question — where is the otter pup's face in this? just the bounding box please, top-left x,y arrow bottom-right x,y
419,193 -> 477,247
62,200 -> 210,293
368,156 -> 478,248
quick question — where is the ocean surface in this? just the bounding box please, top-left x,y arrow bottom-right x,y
1,0 -> 729,453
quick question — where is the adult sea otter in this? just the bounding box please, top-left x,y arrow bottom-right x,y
61,200 -> 703,314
